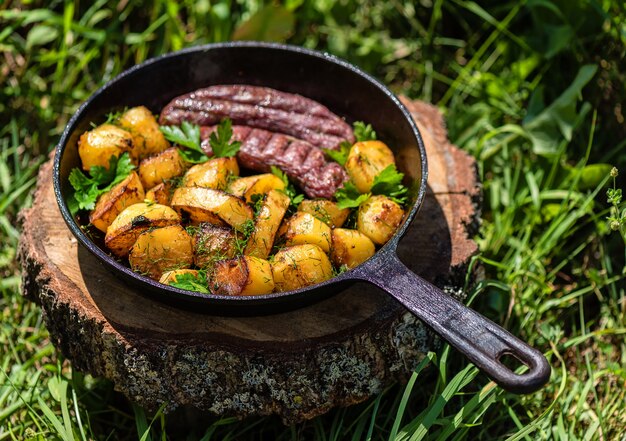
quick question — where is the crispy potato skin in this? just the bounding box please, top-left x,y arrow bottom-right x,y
245,190 -> 290,259
282,212 -> 332,253
271,244 -> 333,292
145,182 -> 173,206
159,269 -> 201,285
213,256 -> 274,296
345,141 -> 395,193
138,147 -> 188,189
129,225 -> 193,280
170,187 -> 253,231
193,223 -> 237,269
78,124 -> 134,171
227,173 -> 286,203
183,157 -> 239,190
118,106 -> 170,159
89,172 -> 145,233
298,200 -> 350,228
357,195 -> 404,245
104,202 -> 180,257
331,228 -> 375,269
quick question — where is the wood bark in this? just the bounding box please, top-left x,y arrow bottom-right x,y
18,98 -> 480,424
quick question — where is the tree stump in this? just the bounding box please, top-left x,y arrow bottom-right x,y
18,98 -> 480,424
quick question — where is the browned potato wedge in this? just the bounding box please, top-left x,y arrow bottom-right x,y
118,106 -> 170,158
89,172 -> 145,233
193,223 -> 237,270
298,200 -> 350,228
227,173 -> 286,203
212,256 -> 274,296
138,147 -> 188,189
345,140 -> 395,193
331,228 -> 375,269
170,187 -> 253,231
78,124 -> 134,171
271,244 -> 333,292
129,225 -> 193,280
183,157 -> 239,189
357,195 -> 404,245
281,212 -> 332,253
159,269 -> 202,286
145,182 -> 173,206
245,190 -> 290,259
104,202 -> 180,257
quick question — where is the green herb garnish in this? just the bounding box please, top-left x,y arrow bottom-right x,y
67,152 -> 135,215
370,165 -> 408,205
334,181 -> 371,209
208,118 -> 241,158
271,165 -> 305,208
353,121 -> 377,142
160,120 -> 207,163
169,271 -> 210,294
323,141 -> 351,166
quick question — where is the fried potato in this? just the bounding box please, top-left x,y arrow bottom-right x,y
138,147 -> 187,189
330,228 -> 375,269
345,140 -> 395,193
104,202 -> 180,257
78,124 -> 134,171
89,172 -> 145,233
271,244 -> 333,292
129,225 -> 193,280
159,269 -> 202,286
193,223 -> 237,270
170,187 -> 253,231
227,173 -> 286,203
118,106 -> 170,158
212,256 -> 274,296
281,212 -> 332,253
357,195 -> 404,245
244,190 -> 290,259
183,157 -> 239,190
298,200 -> 350,228
145,182 -> 173,206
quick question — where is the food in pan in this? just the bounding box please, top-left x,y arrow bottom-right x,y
67,85 -> 408,296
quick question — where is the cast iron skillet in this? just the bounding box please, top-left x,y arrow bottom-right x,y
54,42 -> 550,394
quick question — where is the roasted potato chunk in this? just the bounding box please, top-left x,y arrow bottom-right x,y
159,269 -> 203,286
104,202 -> 180,257
212,256 -> 274,296
281,212 -> 332,253
129,225 -> 193,280
193,223 -> 237,269
245,190 -> 290,259
357,195 -> 404,245
227,173 -> 286,203
78,124 -> 134,171
331,228 -> 375,269
183,157 -> 239,189
89,172 -> 145,233
272,244 -> 333,292
138,147 -> 188,189
345,141 -> 395,193
170,187 -> 253,231
118,106 -> 170,158
145,182 -> 173,206
298,200 -> 350,228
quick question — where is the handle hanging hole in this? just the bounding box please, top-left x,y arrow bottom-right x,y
498,351 -> 527,372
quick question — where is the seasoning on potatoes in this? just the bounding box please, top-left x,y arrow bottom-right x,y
118,106 -> 170,159
138,147 -> 188,189
245,190 -> 290,259
104,202 -> 180,257
357,195 -> 404,245
183,157 -> 239,189
145,182 -> 173,206
281,212 -> 332,253
89,171 -> 145,233
271,244 -> 333,292
212,256 -> 275,296
129,224 -> 193,280
78,124 -> 134,171
159,269 -> 202,286
298,199 -> 350,228
331,228 -> 375,269
345,140 -> 395,193
170,186 -> 253,231
193,223 -> 237,270
227,173 -> 286,203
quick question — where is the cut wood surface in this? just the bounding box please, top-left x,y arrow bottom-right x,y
18,98 -> 481,424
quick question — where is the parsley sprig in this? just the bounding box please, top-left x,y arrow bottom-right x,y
323,121 -> 378,166
208,118 -> 241,158
334,165 -> 408,209
335,182 -> 370,209
169,271 -> 210,294
353,121 -> 377,142
323,142 -> 351,166
271,166 -> 305,208
68,152 -> 135,215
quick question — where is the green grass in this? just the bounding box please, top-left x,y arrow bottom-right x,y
2,0 -> 625,439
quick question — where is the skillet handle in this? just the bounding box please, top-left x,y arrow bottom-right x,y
354,250 -> 550,393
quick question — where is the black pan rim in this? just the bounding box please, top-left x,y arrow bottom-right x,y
53,41 -> 428,307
